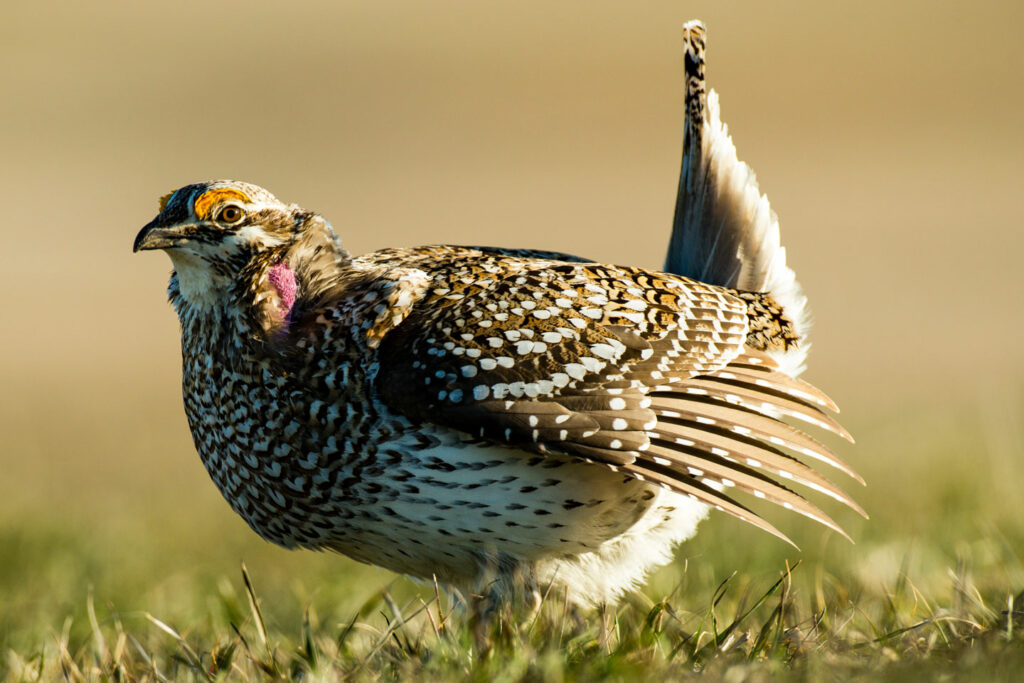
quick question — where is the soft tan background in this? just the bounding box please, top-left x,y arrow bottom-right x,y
2,1 -> 1022,565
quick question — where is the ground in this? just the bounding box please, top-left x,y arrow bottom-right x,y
2,389 -> 1022,680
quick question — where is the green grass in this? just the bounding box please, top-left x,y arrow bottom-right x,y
4,542 -> 1023,681
3,391 -> 1023,680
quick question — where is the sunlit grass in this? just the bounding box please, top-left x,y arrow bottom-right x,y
2,388 -> 1023,679
5,547 -> 1023,680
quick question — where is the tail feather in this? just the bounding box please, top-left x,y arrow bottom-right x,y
665,21 -> 810,376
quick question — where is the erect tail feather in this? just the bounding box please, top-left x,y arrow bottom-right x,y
665,20 -> 810,377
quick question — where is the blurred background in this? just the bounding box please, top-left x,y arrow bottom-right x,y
2,0 -> 1022,652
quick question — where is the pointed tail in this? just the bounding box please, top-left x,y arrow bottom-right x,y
665,21 -> 810,377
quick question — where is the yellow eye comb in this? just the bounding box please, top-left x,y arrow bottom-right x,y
193,188 -> 251,220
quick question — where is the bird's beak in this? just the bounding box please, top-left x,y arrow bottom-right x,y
133,220 -> 190,252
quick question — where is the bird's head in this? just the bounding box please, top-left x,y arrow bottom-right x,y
134,180 -> 343,312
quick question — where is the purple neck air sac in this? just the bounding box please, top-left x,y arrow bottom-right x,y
267,262 -> 298,323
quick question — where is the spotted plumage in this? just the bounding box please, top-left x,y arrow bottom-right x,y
133,20 -> 861,607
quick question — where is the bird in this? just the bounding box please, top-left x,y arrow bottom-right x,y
133,20 -> 862,610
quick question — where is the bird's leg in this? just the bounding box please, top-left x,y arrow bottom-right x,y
468,550 -> 544,654
522,585 -> 542,630
517,570 -> 542,633
469,586 -> 499,657
468,548 -> 504,656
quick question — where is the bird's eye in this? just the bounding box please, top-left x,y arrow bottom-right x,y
217,205 -> 245,224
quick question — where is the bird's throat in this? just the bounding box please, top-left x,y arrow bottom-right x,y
168,250 -> 229,310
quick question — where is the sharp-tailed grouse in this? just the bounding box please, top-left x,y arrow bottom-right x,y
134,21 -> 861,607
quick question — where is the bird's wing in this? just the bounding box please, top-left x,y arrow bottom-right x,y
373,257 -> 861,545
459,245 -> 596,263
